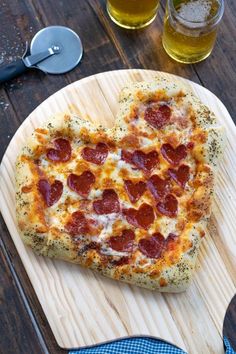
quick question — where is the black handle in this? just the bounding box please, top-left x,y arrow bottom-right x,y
0,59 -> 28,84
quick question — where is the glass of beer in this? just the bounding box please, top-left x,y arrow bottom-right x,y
162,0 -> 224,63
107,0 -> 160,29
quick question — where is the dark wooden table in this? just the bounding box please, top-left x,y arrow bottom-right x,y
0,1 -> 235,353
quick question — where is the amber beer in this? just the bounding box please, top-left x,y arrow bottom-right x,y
107,0 -> 160,29
162,0 -> 224,63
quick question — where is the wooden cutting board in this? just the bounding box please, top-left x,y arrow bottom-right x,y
0,70 -> 235,353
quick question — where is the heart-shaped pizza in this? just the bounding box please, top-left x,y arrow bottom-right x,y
15,79 -> 225,292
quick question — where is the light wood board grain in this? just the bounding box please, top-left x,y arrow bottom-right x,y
0,70 -> 235,352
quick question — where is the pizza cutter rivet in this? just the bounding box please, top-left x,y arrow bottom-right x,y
51,45 -> 61,53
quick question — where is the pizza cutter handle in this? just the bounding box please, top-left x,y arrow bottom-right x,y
0,59 -> 28,84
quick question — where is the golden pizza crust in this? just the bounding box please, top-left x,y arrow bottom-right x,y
15,78 -> 225,292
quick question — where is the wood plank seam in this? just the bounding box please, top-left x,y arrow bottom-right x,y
88,0 -> 132,68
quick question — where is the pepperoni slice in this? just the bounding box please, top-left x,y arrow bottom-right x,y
144,105 -> 171,129
108,229 -> 135,252
138,232 -> 166,259
132,150 -> 158,172
168,165 -> 190,188
161,143 -> 187,166
47,138 -> 72,162
156,194 -> 178,218
165,233 -> 178,251
121,150 -> 133,164
38,179 -> 63,207
65,211 -> 89,236
67,171 -> 95,197
124,180 -> 146,203
123,203 -> 155,230
93,189 -> 120,214
81,143 -> 108,165
187,141 -> 194,150
121,150 -> 158,172
147,175 -> 170,200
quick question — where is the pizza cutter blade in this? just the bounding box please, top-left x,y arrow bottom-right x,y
0,26 -> 83,84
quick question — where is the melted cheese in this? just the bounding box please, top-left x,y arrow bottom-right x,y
32,90 -> 205,269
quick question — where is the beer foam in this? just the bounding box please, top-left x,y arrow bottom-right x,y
177,0 -> 213,22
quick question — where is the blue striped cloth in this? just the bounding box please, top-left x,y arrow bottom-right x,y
224,337 -> 236,354
69,337 -> 187,354
69,335 -> 236,353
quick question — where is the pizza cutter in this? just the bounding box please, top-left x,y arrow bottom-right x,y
0,26 -> 83,84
